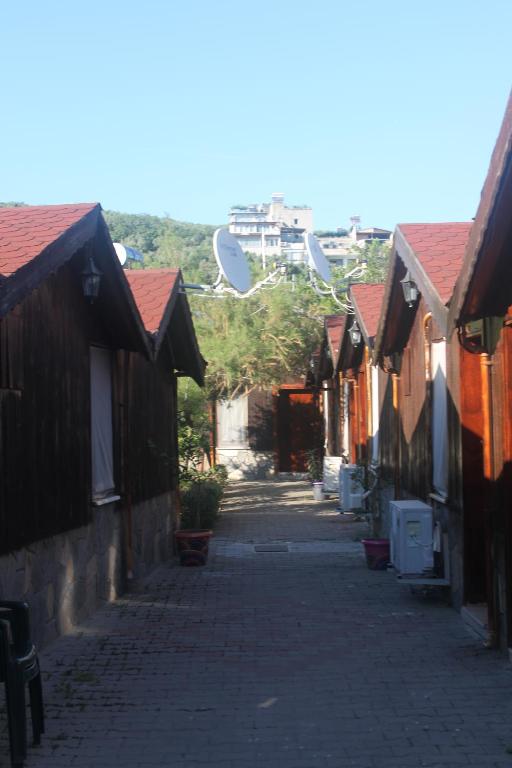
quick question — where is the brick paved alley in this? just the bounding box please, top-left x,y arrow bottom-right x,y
6,479 -> 512,768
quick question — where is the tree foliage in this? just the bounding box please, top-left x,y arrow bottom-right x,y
190,269 -> 338,398
350,239 -> 391,284
103,210 -> 218,283
104,210 -> 391,400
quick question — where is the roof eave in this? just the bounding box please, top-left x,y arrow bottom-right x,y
448,89 -> 512,331
0,205 -> 101,319
394,226 -> 448,336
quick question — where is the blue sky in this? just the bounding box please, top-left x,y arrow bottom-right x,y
2,0 -> 511,230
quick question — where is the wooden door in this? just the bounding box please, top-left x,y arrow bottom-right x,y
276,388 -> 323,472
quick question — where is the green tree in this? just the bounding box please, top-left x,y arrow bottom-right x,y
191,266 -> 339,398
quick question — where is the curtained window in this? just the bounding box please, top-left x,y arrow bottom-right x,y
216,396 -> 249,448
90,346 -> 115,497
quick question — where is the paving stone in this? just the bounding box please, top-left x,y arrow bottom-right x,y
1,478 -> 511,768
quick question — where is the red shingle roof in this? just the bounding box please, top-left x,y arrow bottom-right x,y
397,223 -> 472,305
325,315 -> 344,364
0,203 -> 98,276
350,283 -> 385,341
125,269 -> 180,334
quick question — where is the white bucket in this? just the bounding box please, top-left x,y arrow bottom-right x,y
312,482 -> 325,502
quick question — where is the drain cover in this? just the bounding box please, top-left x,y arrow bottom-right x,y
254,544 -> 289,553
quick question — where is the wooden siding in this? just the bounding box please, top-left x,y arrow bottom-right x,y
378,299 -> 450,500
0,260 -> 95,554
397,306 -> 431,500
247,389 -> 274,451
378,369 -> 394,482
124,350 -> 178,505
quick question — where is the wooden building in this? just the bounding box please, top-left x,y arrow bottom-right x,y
0,204 -> 204,646
124,268 -> 205,576
338,284 -> 385,468
448,91 -> 512,649
374,222 -> 471,599
214,382 -> 322,478
316,315 -> 344,457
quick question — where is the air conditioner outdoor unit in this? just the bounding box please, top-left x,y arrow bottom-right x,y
339,464 -> 364,511
390,500 -> 433,577
323,456 -> 342,494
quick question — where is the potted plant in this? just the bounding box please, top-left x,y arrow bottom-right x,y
305,448 -> 324,501
356,462 -> 390,570
175,470 -> 226,566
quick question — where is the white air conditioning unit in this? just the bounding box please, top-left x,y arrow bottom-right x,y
323,456 -> 342,494
339,464 -> 364,511
390,500 -> 434,576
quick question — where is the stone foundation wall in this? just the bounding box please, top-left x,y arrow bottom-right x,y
131,492 -> 175,579
216,449 -> 274,480
0,493 -> 176,649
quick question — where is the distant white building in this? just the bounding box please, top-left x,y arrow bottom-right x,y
316,216 -> 392,269
229,200 -> 391,274
228,193 -> 313,267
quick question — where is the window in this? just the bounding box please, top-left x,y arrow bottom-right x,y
90,346 -> 115,498
216,396 -> 249,448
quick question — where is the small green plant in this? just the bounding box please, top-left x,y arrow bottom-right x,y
180,475 -> 224,530
305,448 -> 323,482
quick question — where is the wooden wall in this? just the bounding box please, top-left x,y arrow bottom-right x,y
247,389 -> 274,452
124,349 -> 178,505
0,249 -> 181,556
397,302 -> 431,500
0,259 -> 96,554
378,368 -> 395,482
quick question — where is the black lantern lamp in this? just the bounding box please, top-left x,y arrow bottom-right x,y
349,320 -> 362,347
400,270 -> 419,307
81,256 -> 102,302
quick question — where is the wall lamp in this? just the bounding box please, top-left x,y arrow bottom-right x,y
348,320 -> 362,347
400,270 -> 419,307
81,256 -> 103,302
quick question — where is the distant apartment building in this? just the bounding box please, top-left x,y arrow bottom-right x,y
228,193 -> 313,266
316,216 -> 392,269
229,199 -> 391,273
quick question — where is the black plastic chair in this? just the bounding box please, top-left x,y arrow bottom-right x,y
0,602 -> 44,767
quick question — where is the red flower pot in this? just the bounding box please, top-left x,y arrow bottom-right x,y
362,538 -> 390,570
175,529 -> 213,567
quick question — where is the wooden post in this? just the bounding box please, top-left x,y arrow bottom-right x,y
481,352 -> 498,646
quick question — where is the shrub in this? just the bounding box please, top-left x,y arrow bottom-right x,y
180,476 -> 224,530
305,448 -> 323,482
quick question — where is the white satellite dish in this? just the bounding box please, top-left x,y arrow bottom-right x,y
213,228 -> 251,293
305,232 -> 331,283
113,242 -> 144,267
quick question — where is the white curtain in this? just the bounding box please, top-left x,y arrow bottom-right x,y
216,396 -> 249,448
371,365 -> 380,462
90,346 -> 114,495
431,341 -> 448,499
